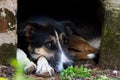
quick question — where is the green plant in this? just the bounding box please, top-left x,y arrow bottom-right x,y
60,65 -> 91,80
93,75 -> 120,80
0,77 -> 7,80
10,59 -> 33,80
110,78 -> 120,80
93,75 -> 110,80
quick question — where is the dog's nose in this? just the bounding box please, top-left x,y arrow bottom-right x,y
63,62 -> 73,69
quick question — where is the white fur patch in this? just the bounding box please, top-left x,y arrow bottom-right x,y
17,48 -> 36,72
36,57 -> 54,76
88,37 -> 101,48
30,53 -> 39,60
17,48 -> 31,65
54,30 -> 72,72
87,53 -> 95,59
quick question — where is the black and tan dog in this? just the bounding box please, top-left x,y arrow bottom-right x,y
17,17 -> 100,76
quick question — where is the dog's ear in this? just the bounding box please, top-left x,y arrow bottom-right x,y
17,22 -> 36,38
61,21 -> 79,37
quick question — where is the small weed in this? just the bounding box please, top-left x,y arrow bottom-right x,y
93,75 -> 119,80
60,65 -> 91,80
93,75 -> 109,80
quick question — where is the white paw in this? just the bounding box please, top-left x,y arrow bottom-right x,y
35,64 -> 54,76
35,57 -> 54,76
24,61 -> 36,74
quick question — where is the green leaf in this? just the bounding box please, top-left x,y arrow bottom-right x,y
60,65 -> 91,79
0,77 -> 7,80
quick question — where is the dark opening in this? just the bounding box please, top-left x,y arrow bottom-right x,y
17,0 -> 104,39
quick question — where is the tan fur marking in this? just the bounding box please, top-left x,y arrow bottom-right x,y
50,35 -> 56,44
28,44 -> 32,52
59,33 -> 65,40
34,46 -> 54,59
68,35 -> 98,60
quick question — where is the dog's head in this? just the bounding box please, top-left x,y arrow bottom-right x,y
17,18 -> 73,72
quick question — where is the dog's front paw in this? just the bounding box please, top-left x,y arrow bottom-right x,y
24,61 -> 36,74
35,64 -> 54,77
35,57 -> 54,76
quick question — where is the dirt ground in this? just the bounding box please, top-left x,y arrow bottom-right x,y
0,61 -> 120,80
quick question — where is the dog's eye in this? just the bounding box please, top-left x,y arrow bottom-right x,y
46,42 -> 52,48
44,41 -> 54,50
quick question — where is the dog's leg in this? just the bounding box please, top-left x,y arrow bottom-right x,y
35,56 -> 54,76
16,48 -> 36,73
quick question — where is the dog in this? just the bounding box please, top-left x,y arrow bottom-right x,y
17,17 -> 100,76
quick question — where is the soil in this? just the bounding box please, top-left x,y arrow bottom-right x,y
0,65 -> 14,80
0,61 -> 120,80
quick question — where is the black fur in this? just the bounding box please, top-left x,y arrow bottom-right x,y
17,17 -> 73,72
